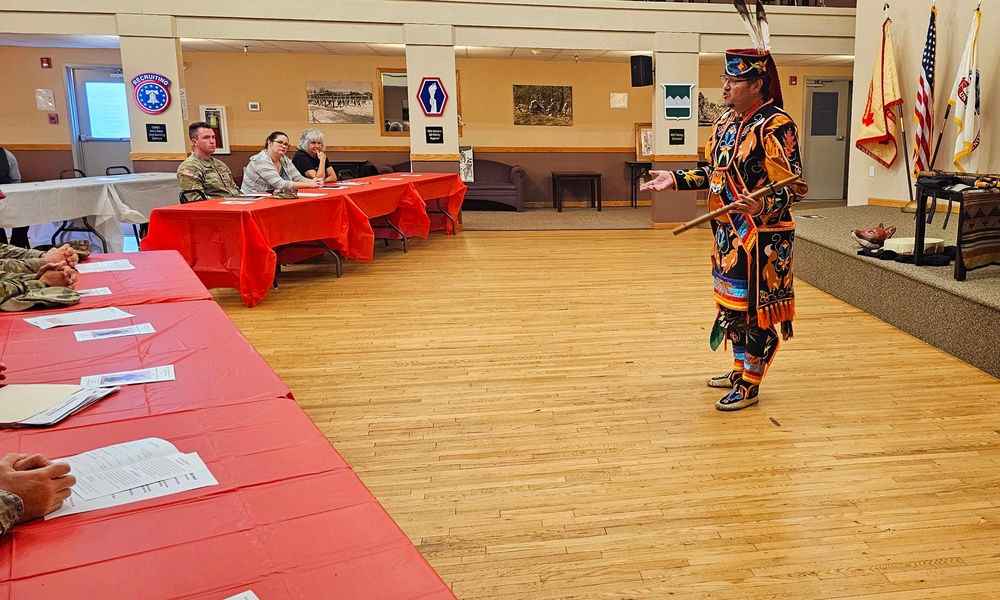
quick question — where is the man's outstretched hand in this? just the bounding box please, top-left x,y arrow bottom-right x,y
640,170 -> 676,192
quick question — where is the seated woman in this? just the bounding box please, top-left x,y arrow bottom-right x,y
241,131 -> 323,194
291,129 -> 338,184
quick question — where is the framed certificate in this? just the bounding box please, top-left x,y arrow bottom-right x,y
635,123 -> 653,161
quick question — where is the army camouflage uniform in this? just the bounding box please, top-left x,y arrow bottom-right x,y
0,490 -> 23,539
177,153 -> 240,203
0,243 -> 45,274
0,244 -> 80,311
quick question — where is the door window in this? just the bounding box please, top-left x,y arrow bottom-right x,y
83,81 -> 130,139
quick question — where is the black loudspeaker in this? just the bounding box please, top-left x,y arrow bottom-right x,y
630,55 -> 653,87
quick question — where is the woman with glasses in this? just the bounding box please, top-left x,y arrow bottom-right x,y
241,131 -> 324,194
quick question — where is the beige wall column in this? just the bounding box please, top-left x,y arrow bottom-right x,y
403,24 -> 459,173
650,33 -> 700,226
116,14 -> 188,168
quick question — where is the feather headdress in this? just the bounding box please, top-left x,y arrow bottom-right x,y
733,0 -> 771,53
727,0 -> 783,108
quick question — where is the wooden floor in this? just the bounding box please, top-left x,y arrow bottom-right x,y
215,229 -> 1000,600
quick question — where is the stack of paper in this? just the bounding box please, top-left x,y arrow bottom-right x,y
0,384 -> 119,428
47,437 -> 218,519
75,259 -> 135,273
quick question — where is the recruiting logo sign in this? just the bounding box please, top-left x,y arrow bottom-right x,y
131,73 -> 172,115
416,77 -> 448,117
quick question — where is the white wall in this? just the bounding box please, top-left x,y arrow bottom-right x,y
849,0 -> 998,205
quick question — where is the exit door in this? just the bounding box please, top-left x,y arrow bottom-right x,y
802,79 -> 851,200
66,66 -> 133,176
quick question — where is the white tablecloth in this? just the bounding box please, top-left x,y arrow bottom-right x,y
104,173 -> 182,221
0,173 -> 179,252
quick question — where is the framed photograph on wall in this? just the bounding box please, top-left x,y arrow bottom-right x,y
307,81 -> 374,124
199,105 -> 230,155
635,123 -> 653,161
512,85 -> 573,126
459,146 -> 474,182
699,89 -> 726,126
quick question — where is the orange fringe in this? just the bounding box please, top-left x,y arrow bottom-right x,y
757,300 -> 796,340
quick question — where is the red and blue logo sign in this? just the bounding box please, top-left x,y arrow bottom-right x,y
131,72 -> 172,115
416,77 -> 448,117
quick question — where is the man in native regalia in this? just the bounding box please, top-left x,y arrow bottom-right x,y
642,1 -> 808,411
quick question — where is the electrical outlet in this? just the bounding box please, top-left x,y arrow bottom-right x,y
869,166 -> 875,177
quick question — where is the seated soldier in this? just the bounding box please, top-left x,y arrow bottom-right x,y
0,448 -> 76,539
0,190 -> 79,310
177,122 -> 240,202
0,240 -> 78,274
0,360 -> 76,536
0,262 -> 78,311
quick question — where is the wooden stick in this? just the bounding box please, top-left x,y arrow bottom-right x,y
671,174 -> 802,235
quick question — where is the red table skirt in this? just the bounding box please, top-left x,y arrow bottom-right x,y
142,174 -> 465,307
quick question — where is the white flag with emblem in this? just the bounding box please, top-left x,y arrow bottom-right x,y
948,8 -> 981,173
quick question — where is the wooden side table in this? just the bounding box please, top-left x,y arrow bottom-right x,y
551,171 -> 602,212
624,161 -> 652,208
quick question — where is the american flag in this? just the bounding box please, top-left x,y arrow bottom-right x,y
912,6 -> 936,174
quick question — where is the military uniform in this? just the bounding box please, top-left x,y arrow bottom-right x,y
177,153 -> 240,203
0,490 -> 23,539
0,244 -> 80,311
0,243 -> 45,275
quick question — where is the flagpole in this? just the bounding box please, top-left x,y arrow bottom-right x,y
928,104 -> 951,170
925,0 -> 943,171
897,104 -> 915,209
880,2 -> 916,211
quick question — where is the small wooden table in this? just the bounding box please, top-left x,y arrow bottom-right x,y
625,161 -> 652,208
551,171 -> 602,212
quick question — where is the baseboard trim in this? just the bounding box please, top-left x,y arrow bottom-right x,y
868,197 -> 961,213
524,200 -> 652,209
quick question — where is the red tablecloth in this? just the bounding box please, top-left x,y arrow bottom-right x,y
0,252 -> 456,600
141,195 -> 372,307
341,177 -> 432,240
0,398 -> 456,600
70,250 -> 211,308
0,300 -> 291,428
402,173 -> 467,234
140,175 -> 464,307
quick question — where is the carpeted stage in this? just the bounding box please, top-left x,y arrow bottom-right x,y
794,203 -> 1000,379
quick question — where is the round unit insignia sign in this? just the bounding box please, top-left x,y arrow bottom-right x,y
131,72 -> 172,115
